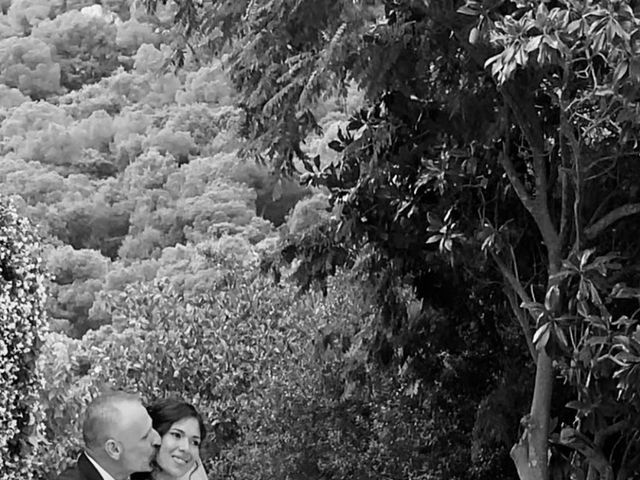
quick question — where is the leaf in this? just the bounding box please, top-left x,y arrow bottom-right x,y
579,248 -> 596,269
444,207 -> 454,223
347,119 -> 363,130
553,323 -> 569,350
566,400 -> 590,411
457,0 -> 483,16
585,336 -> 609,346
328,140 -> 343,152
469,27 -> 480,45
611,283 -> 640,299
576,300 -> 589,318
613,61 -> 629,84
630,57 -> 640,81
533,323 -> 551,350
544,284 -> 560,312
525,35 -> 543,53
521,300 -> 544,313
567,19 -> 582,34
614,352 -> 640,364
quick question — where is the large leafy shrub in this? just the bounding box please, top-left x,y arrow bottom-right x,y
0,197 -> 48,479
37,252 -> 518,479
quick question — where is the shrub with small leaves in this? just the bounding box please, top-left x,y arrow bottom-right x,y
0,197 -> 48,479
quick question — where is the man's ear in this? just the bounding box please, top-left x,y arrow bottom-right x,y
105,439 -> 121,461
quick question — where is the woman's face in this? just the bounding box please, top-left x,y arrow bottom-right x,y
156,416 -> 202,478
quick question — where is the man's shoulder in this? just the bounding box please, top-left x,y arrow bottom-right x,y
53,453 -> 102,480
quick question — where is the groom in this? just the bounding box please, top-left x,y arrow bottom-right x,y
55,391 -> 161,480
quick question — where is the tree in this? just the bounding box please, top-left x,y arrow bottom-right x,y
45,245 -> 110,337
0,197 -> 48,479
32,10 -> 121,90
0,13 -> 16,40
115,17 -> 160,54
6,0 -> 65,35
156,0 -> 640,479
0,85 -> 28,108
0,36 -> 61,98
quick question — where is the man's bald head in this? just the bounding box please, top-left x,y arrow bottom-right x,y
82,392 -> 141,449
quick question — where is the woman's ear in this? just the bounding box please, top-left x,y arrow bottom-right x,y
105,439 -> 121,460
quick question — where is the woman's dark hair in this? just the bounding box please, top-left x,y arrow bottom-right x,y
147,398 -> 207,440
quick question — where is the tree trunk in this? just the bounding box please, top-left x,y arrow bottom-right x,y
501,82 -> 563,480
511,350 -> 554,480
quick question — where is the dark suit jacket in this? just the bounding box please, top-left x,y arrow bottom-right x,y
55,452 -> 106,480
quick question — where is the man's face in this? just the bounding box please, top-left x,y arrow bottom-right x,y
115,401 -> 161,474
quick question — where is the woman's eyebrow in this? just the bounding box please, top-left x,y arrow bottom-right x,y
171,427 -> 200,439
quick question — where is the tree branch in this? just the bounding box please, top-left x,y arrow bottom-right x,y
490,251 -> 533,309
499,146 -> 534,209
501,84 -> 561,270
584,203 -> 640,240
563,124 -> 583,251
490,251 -> 537,363
505,288 -> 537,363
559,109 -> 572,248
594,420 -> 627,447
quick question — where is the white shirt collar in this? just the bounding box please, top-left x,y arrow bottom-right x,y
84,451 -> 119,480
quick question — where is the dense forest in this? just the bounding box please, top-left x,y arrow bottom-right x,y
2,1 -> 640,480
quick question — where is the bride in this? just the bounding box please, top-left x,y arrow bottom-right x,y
132,398 -> 208,480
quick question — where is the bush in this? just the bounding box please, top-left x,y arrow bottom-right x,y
0,36 -> 61,98
0,197 -> 48,479
35,258 -> 319,478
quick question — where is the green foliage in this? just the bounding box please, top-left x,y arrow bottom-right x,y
1,100 -> 70,137
0,197 -> 48,479
175,61 -> 235,106
157,0 -> 640,477
109,63 -> 181,107
0,84 -> 28,108
0,14 -> 16,40
0,36 -> 61,98
116,18 -> 160,54
36,329 -> 98,473
6,0 -> 65,35
37,256 -> 506,480
143,127 -> 195,161
45,245 -> 110,337
147,0 -> 380,170
32,10 -> 120,90
161,104 -> 244,150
